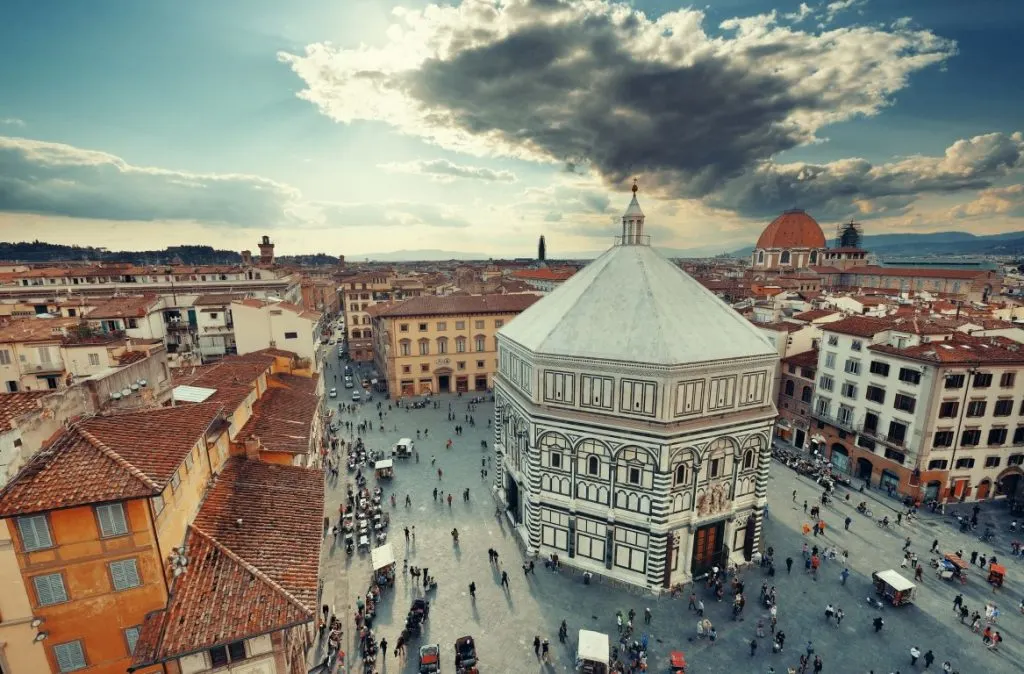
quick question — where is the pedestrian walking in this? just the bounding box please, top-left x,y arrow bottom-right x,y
812,655 -> 823,673
924,650 -> 934,669
411,526 -> 415,542
644,607 -> 651,624
501,570 -> 509,588
533,636 -> 540,658
404,526 -> 410,542
541,638 -> 550,661
786,557 -> 794,573
750,639 -> 758,656
844,516 -> 852,530
405,494 -> 411,507
697,599 -> 705,617
931,539 -> 939,553
447,493 -> 453,508
438,468 -> 443,480
910,646 -> 921,666
688,593 -> 697,610
840,567 -> 849,585
793,490 -> 797,502
469,581 -> 476,598
433,487 -> 438,501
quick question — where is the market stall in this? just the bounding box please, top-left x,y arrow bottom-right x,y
872,569 -> 916,606
576,630 -> 609,674
371,543 -> 396,589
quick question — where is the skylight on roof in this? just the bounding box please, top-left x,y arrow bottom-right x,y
172,385 -> 217,403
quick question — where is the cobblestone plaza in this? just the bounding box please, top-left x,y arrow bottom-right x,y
321,383 -> 1022,674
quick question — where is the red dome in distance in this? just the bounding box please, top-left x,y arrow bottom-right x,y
756,209 -> 826,249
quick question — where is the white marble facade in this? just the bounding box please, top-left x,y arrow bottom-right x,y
492,186 -> 780,592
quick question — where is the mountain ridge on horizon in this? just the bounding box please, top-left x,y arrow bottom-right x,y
3,230 -> 1024,264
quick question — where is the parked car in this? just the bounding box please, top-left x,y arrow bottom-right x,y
345,379 -> 354,389
328,388 -> 337,398
352,390 -> 361,402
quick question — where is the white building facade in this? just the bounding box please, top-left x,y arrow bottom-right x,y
231,299 -> 323,369
493,185 -> 780,592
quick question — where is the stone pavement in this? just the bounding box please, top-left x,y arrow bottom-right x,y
317,379 -> 1023,673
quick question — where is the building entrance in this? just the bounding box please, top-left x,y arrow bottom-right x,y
691,520 -> 725,575
506,475 -> 522,524
437,374 -> 450,392
856,457 -> 873,481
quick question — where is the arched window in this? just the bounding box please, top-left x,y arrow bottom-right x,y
757,250 -> 765,264
455,336 -> 466,353
474,335 -> 486,352
436,337 -> 448,354
784,380 -> 794,396
399,339 -> 411,356
780,251 -> 791,265
743,450 -> 756,470
418,338 -> 430,356
810,250 -> 818,264
587,455 -> 599,476
674,464 -> 688,486
801,386 -> 812,403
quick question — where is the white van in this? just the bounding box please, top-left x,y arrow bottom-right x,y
393,438 -> 414,459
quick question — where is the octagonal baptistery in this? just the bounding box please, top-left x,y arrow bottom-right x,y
493,184 -> 780,592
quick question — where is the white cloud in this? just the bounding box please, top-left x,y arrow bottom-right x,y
279,0 -> 955,200
783,3 -> 814,23
0,135 -> 300,226
0,118 -> 25,127
315,201 -> 473,228
378,158 -> 516,182
950,184 -> 1024,219
822,0 -> 866,24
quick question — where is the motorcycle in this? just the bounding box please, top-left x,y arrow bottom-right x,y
877,517 -> 890,529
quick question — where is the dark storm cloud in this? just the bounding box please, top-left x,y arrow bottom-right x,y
709,131 -> 1024,219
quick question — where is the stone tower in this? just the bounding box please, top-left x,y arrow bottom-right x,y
258,235 -> 275,265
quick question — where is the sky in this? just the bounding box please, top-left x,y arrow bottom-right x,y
0,0 -> 1022,259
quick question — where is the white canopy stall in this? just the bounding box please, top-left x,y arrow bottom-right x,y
576,630 -> 609,673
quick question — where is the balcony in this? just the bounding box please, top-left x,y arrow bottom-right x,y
809,409 -> 856,433
857,425 -> 908,450
166,321 -> 196,332
20,360 -> 65,375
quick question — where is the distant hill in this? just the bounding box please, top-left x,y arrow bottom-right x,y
351,249 -> 492,261
729,230 -> 1024,259
0,241 -> 241,265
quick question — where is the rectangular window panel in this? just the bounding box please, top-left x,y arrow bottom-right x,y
18,515 -> 53,551
34,573 -> 68,606
96,503 -> 128,538
708,376 -> 736,411
674,379 -> 705,416
110,559 -> 142,591
54,641 -> 87,673
125,627 -> 141,655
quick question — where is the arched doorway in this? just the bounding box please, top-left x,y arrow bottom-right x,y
856,457 -> 874,482
829,443 -> 850,473
880,469 -> 900,492
975,479 -> 992,500
924,480 -> 942,502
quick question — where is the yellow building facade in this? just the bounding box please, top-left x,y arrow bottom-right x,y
372,294 -> 539,398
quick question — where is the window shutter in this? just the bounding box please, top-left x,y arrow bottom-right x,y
98,504 -> 127,537
110,561 -> 127,590
54,641 -> 85,672
34,574 -> 66,606
125,559 -> 140,587
19,516 -> 52,551
125,627 -> 141,654
97,506 -> 113,537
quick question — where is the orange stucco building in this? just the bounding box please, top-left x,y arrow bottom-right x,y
0,349 -> 324,674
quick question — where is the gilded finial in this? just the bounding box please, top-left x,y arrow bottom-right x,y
632,178 -> 638,194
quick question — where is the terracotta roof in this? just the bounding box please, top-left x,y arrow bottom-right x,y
870,333 -> 1024,365
846,266 -> 993,280
232,299 -> 322,322
0,317 -> 79,344
510,268 -> 577,281
782,348 -> 819,369
887,316 -> 955,336
379,294 -> 540,318
0,391 -> 53,431
85,294 -> 161,319
116,350 -> 147,365
172,353 -> 277,409
194,294 -> 246,306
130,457 -> 323,667
0,403 -> 228,516
756,210 -> 826,250
822,316 -> 894,338
238,374 -> 319,455
793,309 -> 839,322
757,321 -> 803,333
